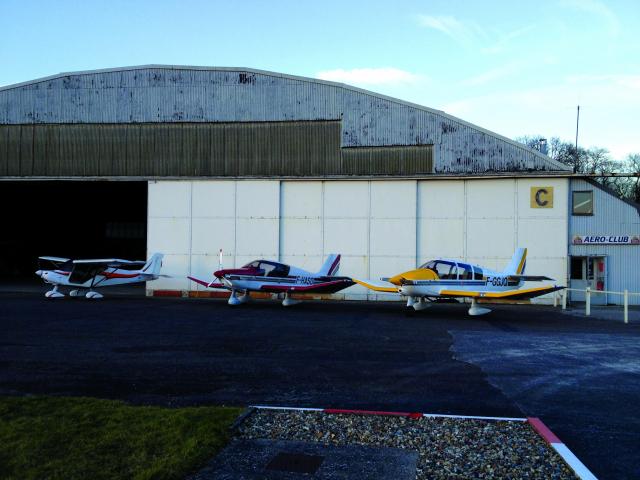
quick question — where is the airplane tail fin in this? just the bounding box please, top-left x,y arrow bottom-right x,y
141,252 -> 164,276
317,254 -> 341,276
503,248 -> 527,275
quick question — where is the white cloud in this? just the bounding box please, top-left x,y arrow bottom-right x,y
560,0 -> 620,36
461,62 -> 525,86
416,14 -> 537,54
416,14 -> 484,45
480,24 -> 537,55
440,75 -> 640,160
315,68 -> 422,86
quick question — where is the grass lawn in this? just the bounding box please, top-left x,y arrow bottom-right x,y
0,396 -> 242,480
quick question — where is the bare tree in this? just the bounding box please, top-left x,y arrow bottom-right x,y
516,135 -> 639,203
625,153 -> 640,203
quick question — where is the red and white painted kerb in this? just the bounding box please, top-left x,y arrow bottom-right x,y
251,405 -> 597,480
528,417 -> 597,480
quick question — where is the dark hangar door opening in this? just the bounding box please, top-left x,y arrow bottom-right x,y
0,181 -> 147,279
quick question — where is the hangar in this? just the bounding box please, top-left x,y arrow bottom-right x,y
1,65 -> 638,304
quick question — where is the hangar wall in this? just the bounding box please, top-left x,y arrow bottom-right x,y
148,178 -> 568,302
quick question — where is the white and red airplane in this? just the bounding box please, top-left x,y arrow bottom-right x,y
36,253 -> 164,299
354,248 -> 564,315
188,252 -> 353,306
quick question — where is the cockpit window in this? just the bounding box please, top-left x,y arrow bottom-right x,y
419,260 -> 437,270
457,263 -> 473,280
436,261 -> 457,280
473,267 -> 483,280
242,260 -> 290,277
421,260 -> 457,279
259,263 -> 276,276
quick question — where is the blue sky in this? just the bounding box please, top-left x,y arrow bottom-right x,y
1,0 -> 638,160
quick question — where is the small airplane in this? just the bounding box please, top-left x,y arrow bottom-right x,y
188,251 -> 354,306
354,248 -> 564,316
36,253 -> 164,299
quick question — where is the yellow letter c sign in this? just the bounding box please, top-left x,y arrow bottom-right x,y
531,187 -> 554,208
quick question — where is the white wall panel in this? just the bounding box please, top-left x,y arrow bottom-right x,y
192,181 -> 236,217
147,217 -> 190,254
466,180 -> 515,218
324,219 -> 368,256
517,219 -> 567,258
280,182 -> 323,260
236,181 -> 279,218
191,218 -> 235,255
370,219 -> 414,257
236,219 -> 279,257
281,182 -> 322,217
370,182 -> 416,273
280,219 -> 323,256
148,182 -> 191,218
418,219 -> 464,260
235,181 -> 279,259
417,181 -> 464,263
370,181 -> 415,218
418,180 -> 465,217
324,182 -> 369,217
466,219 -> 515,259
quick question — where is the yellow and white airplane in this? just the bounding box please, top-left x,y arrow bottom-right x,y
354,248 -> 564,316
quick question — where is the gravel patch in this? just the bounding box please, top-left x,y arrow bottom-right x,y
236,409 -> 577,479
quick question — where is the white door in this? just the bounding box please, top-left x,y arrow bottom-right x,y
569,256 -> 607,304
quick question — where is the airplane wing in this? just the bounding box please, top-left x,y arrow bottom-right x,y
39,256 -> 71,263
439,285 -> 565,300
187,276 -> 226,289
352,278 -> 398,293
73,258 -> 146,268
259,278 -> 353,294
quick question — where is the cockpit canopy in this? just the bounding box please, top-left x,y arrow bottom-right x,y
420,260 -> 483,280
242,260 -> 291,278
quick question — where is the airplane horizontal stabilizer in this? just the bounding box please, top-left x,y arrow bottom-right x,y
187,276 -> 226,289
352,278 -> 398,293
507,275 -> 555,282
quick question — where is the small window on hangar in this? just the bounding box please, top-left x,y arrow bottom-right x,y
572,191 -> 594,215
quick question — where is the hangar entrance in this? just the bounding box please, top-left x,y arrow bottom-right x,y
570,256 -> 607,305
0,181 -> 147,280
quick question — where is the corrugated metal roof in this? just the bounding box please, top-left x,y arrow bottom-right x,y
0,65 -> 571,174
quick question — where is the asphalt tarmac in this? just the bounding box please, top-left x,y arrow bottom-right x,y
1,291 -> 638,479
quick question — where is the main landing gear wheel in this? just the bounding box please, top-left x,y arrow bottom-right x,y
412,297 -> 430,311
282,293 -> 300,307
468,298 -> 491,316
228,290 -> 250,306
45,286 -> 64,298
85,291 -> 103,299
69,289 -> 85,297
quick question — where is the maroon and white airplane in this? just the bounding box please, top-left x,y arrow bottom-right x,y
188,253 -> 353,306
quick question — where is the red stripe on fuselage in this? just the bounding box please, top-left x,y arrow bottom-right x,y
102,271 -> 140,279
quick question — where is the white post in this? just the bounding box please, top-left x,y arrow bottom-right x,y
624,289 -> 629,324
554,292 -> 558,307
586,287 -> 591,316
562,290 -> 567,310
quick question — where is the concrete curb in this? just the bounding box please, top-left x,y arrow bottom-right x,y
250,405 -> 597,480
528,417 -> 597,480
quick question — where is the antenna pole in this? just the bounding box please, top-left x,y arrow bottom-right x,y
575,105 -> 580,150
